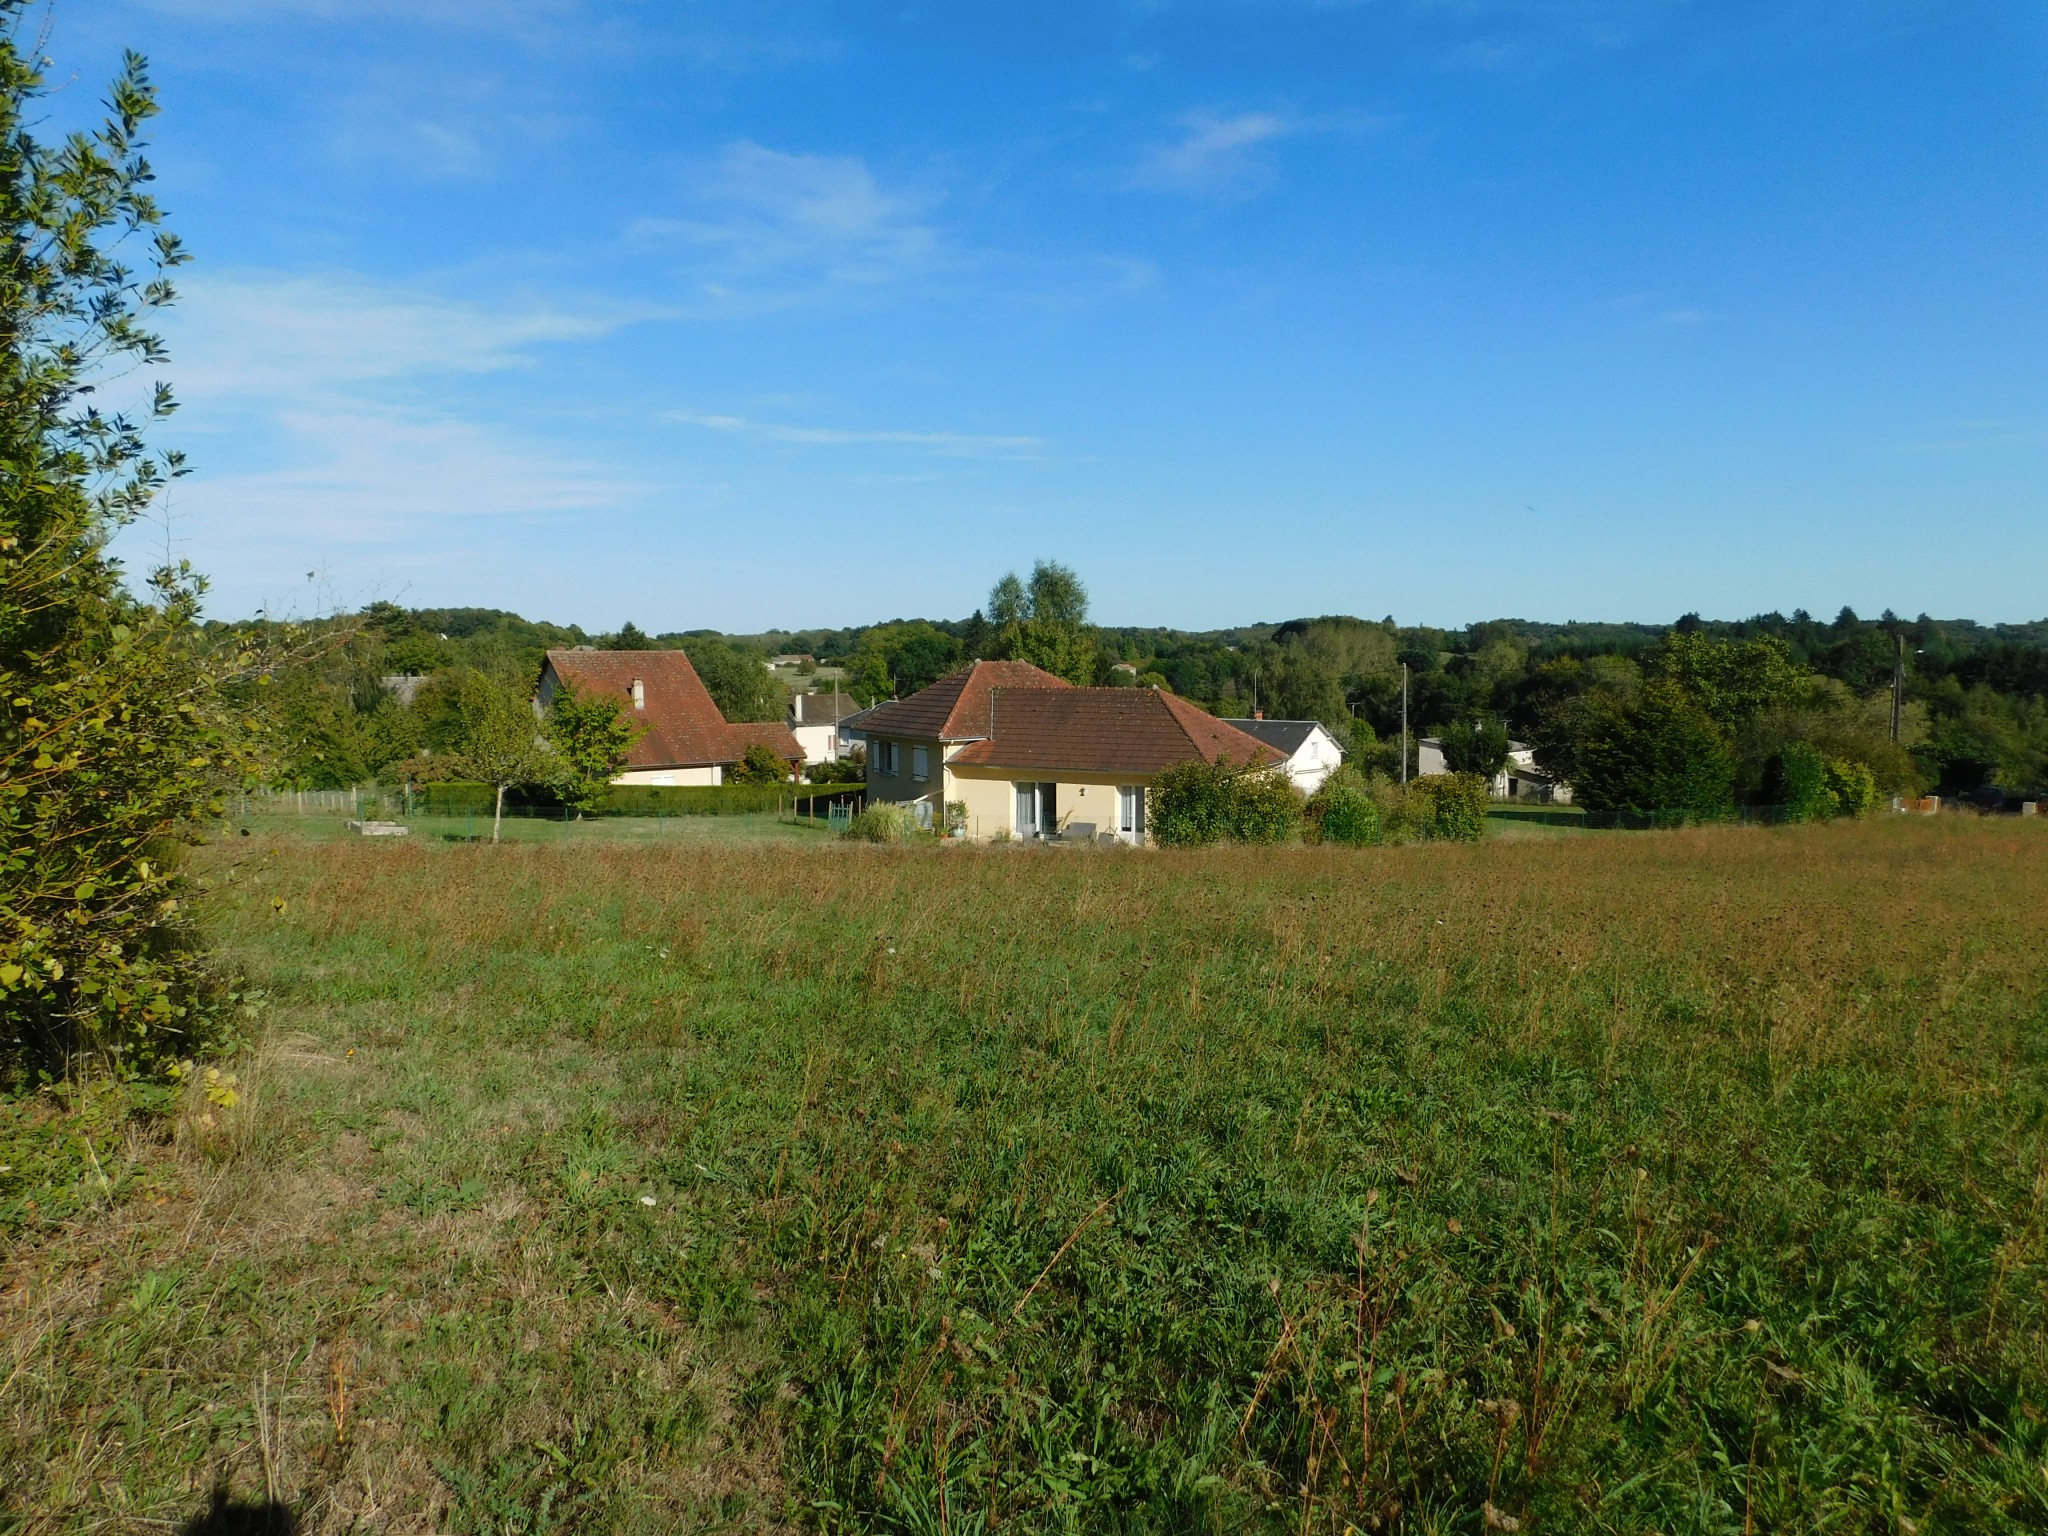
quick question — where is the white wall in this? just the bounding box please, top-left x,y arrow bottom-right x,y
615,765 -> 722,787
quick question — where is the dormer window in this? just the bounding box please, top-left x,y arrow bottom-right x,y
630,678 -> 645,709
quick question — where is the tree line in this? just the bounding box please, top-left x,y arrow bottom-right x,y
248,578 -> 2047,811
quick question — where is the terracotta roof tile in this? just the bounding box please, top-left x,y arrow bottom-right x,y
948,688 -> 1285,777
857,660 -> 1071,741
542,649 -> 797,769
727,720 -> 805,761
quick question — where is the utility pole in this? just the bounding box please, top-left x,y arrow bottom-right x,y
1890,632 -> 1904,744
1400,662 -> 1409,786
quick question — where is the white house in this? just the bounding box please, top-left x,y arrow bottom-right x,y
787,690 -> 864,765
1217,718 -> 1346,795
1416,736 -> 1572,804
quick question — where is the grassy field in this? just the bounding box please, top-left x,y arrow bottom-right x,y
4,818 -> 2046,1533
231,808 -> 847,846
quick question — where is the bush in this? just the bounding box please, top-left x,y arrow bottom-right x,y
2,48 -> 257,1078
843,802 -> 921,843
1573,681 -> 1737,827
729,742 -> 792,785
1408,773 -> 1489,842
1152,758 -> 1304,847
1231,770 -> 1304,844
1767,741 -> 1837,822
1306,769 -> 1383,847
1316,785 -> 1382,846
1150,759 -> 1238,847
805,754 -> 866,785
1825,757 -> 1880,817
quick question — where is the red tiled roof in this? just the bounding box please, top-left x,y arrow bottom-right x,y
727,720 -> 805,762
856,659 -> 1071,741
948,688 -> 1286,777
542,649 -> 798,769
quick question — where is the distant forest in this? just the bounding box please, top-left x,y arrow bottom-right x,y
225,598 -> 2048,802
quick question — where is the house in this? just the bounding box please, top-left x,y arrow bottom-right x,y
1415,736 -> 1572,804
833,700 -> 885,755
787,690 -> 865,764
860,660 -> 1283,842
1218,717 -> 1345,795
537,648 -> 804,786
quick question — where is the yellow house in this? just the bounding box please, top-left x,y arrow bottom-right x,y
861,660 -> 1283,842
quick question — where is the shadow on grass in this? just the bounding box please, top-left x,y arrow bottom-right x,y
181,1488 -> 298,1536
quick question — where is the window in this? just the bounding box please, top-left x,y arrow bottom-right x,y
877,740 -> 899,775
911,745 -> 930,783
1015,782 -> 1056,836
1118,785 -> 1145,840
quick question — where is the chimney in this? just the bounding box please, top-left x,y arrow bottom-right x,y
794,693 -> 803,722
1254,709 -> 1263,720
630,678 -> 645,710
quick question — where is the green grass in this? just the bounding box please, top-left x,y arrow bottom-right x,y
4,818 -> 2047,1534
232,809 -> 843,846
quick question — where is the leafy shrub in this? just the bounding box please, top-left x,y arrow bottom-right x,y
728,742 -> 792,785
1231,770 -> 1304,844
1573,681 -> 1737,827
1152,758 -> 1303,846
1306,769 -> 1383,847
1150,759 -> 1238,847
1767,741 -> 1837,822
804,753 -> 866,785
1437,716 -> 1512,779
843,801 -> 920,843
1825,757 -> 1880,817
1408,773 -> 1489,841
2,49 -> 256,1079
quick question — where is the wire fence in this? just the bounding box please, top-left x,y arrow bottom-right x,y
235,785 -> 865,838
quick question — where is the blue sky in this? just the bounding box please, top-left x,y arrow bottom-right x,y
74,0 -> 2048,631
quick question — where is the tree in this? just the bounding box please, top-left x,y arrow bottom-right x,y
1438,715 -> 1512,780
1570,681 -> 1736,826
680,637 -> 786,722
1646,633 -> 1813,734
612,621 -> 655,651
987,572 -> 1028,628
451,672 -> 550,842
545,680 -> 641,817
728,742 -> 791,785
1,36 -> 264,1076
1027,561 -> 1088,628
986,560 -> 1096,685
845,621 -> 962,703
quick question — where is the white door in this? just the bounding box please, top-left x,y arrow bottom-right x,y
1015,782 -> 1037,836
1118,785 -> 1144,843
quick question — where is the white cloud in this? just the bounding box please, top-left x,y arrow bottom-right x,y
167,273 -> 633,399
152,271 -> 652,592
1132,112 -> 1293,196
191,409 -> 638,543
670,410 -> 1042,456
633,142 -> 942,288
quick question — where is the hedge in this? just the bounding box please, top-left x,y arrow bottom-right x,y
404,780 -> 864,818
